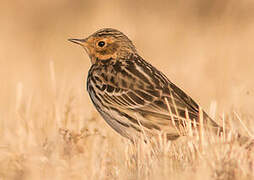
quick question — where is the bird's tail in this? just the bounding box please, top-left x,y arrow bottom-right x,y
202,110 -> 254,150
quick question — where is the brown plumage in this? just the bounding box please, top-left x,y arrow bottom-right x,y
69,28 -> 252,146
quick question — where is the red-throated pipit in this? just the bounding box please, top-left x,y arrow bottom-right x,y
69,28 -> 252,146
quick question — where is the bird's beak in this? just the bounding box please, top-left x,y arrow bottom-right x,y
68,38 -> 87,46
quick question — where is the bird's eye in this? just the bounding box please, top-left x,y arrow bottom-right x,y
98,41 -> 105,47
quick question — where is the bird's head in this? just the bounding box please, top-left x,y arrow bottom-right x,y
69,28 -> 137,64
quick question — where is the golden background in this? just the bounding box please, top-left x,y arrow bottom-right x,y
1,1 -> 254,179
2,0 -> 254,117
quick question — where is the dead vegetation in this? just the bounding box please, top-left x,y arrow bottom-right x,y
1,1 -> 254,179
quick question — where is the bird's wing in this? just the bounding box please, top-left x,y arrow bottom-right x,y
96,57 -> 201,123
89,55 -> 220,136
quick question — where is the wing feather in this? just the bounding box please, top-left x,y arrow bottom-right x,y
89,55 -> 220,135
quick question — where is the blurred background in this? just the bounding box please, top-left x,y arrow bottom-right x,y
1,0 -> 254,124
1,1 -> 254,179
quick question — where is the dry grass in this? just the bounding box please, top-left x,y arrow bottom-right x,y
1,82 -> 253,180
1,0 -> 254,179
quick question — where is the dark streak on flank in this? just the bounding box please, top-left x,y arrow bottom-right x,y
97,93 -> 111,105
111,95 -> 126,106
90,76 -> 96,84
115,119 -> 130,128
88,86 -> 104,105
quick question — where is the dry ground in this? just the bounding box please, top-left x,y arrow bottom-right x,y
1,1 -> 254,179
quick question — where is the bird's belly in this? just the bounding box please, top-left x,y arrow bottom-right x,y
88,87 -> 181,141
88,89 -> 137,139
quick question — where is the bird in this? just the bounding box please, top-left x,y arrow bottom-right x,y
68,28 -> 252,145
